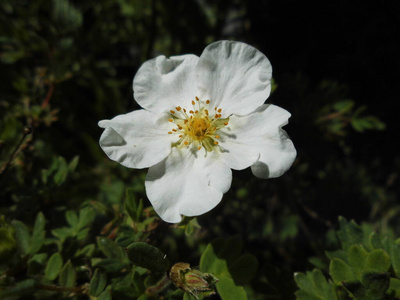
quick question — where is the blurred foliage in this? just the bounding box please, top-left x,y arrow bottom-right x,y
0,0 -> 397,299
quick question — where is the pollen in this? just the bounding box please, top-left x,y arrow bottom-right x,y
167,97 -> 229,152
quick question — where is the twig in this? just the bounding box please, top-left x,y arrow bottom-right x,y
0,127 -> 32,176
41,82 -> 54,109
36,283 -> 86,294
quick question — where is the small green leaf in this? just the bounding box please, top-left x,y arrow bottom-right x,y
45,253 -> 63,281
59,260 -> 76,287
388,277 -> 400,298
89,269 -> 107,297
337,217 -> 364,251
126,242 -> 169,272
125,188 -> 140,222
77,207 -> 95,230
94,258 -> 129,273
294,270 -> 338,300
216,276 -> 247,300
27,253 -> 48,275
330,258 -> 355,283
68,156 -> 79,172
97,237 -> 125,259
364,249 -> 390,272
66,210 -> 78,229
347,244 -> 368,279
361,272 -> 390,299
54,157 -> 69,185
98,286 -> 112,300
13,220 -> 30,256
29,212 -> 46,255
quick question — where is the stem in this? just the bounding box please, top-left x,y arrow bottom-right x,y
36,284 -> 85,294
145,274 -> 171,296
41,82 -> 54,109
0,127 -> 32,176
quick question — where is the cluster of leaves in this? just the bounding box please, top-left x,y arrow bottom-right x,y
296,217 -> 400,299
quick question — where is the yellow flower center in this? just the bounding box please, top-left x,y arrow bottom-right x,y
167,97 -> 229,152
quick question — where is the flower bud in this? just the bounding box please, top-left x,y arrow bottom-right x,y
169,262 -> 218,299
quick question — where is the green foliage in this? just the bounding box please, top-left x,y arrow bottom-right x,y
199,237 -> 258,300
296,217 -> 400,299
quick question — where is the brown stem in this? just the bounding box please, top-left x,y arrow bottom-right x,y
36,284 -> 86,294
41,82 -> 54,109
145,274 -> 171,296
0,127 -> 32,176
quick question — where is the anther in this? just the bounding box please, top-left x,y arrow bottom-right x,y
224,122 -> 228,126
176,106 -> 182,111
192,100 -> 195,105
215,135 -> 220,139
172,129 -> 177,132
206,100 -> 210,104
195,96 -> 199,101
184,141 -> 189,145
168,119 -> 173,122
198,146 -> 201,150
170,110 -> 175,114
214,141 -> 219,145
218,108 -> 222,113
168,132 -> 172,134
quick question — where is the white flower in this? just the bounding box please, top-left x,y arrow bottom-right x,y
98,41 -> 296,223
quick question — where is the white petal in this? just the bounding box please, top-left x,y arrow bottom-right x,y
196,41 -> 272,116
99,110 -> 175,169
145,148 -> 232,223
133,54 -> 199,113
219,104 -> 296,178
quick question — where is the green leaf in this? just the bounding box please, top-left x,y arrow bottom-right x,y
45,253 -> 63,281
75,244 -> 96,258
77,207 -> 95,230
337,217 -> 364,251
388,277 -> 400,298
98,286 -> 112,300
361,272 -> 390,299
229,254 -> 258,285
364,249 -> 390,272
125,188 -> 141,222
68,156 -> 79,172
295,270 -> 338,300
347,244 -> 368,279
94,258 -> 129,273
59,260 -> 76,287
12,220 -> 30,256
66,210 -> 78,229
97,237 -> 125,259
52,0 -> 83,31
330,258 -> 355,283
89,269 -> 107,297
126,242 -> 169,272
53,156 -> 69,185
29,212 -> 46,255
27,253 -> 48,275
216,276 -> 247,300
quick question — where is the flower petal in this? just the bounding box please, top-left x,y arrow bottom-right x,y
98,110 -> 175,168
196,41 -> 272,116
133,54 -> 199,113
219,104 -> 296,178
145,148 -> 232,223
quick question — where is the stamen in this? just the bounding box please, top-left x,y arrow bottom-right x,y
195,96 -> 199,101
215,135 -> 219,139
206,100 -> 210,104
214,141 -> 219,145
192,100 -> 195,105
168,132 -> 172,134
176,106 -> 182,111
169,119 -> 173,122
170,110 -> 175,114
217,108 -> 222,113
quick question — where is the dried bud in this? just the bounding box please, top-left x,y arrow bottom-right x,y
169,262 -> 218,299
